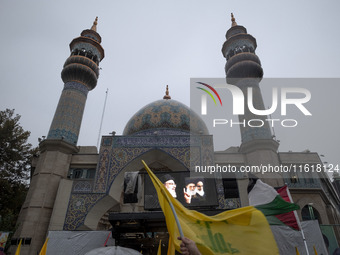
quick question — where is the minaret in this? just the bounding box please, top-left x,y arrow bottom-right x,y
222,14 -> 283,186
11,18 -> 104,255
222,13 -> 277,152
47,17 -> 104,145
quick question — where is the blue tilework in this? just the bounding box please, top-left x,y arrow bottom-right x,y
123,99 -> 209,136
64,81 -> 89,96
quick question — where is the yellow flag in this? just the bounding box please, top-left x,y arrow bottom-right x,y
313,245 -> 318,255
157,239 -> 162,255
142,160 -> 280,255
15,239 -> 22,255
39,238 -> 49,255
295,246 -> 300,255
167,236 -> 175,255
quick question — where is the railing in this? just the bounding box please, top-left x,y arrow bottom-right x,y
285,178 -> 321,189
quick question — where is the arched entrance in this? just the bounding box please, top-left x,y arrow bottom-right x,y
82,149 -> 188,230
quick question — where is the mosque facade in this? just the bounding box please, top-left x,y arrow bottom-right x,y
11,16 -> 340,255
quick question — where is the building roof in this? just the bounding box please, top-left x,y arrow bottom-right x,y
123,98 -> 209,136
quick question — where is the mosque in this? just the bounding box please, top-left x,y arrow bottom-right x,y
11,15 -> 340,254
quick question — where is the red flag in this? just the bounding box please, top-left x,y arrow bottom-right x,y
275,185 -> 300,230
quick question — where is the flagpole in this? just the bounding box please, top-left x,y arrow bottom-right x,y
286,185 -> 310,255
160,188 -> 184,239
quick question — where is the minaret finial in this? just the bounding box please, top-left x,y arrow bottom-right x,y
91,17 -> 98,31
231,13 -> 237,27
163,85 -> 171,99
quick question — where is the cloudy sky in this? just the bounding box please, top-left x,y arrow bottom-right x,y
1,1 -> 340,175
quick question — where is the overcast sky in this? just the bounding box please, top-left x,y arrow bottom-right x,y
1,1 -> 340,176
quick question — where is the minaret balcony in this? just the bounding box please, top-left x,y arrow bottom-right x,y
63,55 -> 99,76
61,61 -> 98,90
225,52 -> 263,83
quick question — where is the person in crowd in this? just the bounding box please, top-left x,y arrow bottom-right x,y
178,236 -> 201,255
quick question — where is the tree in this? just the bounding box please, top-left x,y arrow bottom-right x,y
0,109 -> 37,249
0,109 -> 33,183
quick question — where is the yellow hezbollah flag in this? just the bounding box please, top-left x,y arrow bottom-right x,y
295,246 -> 300,255
15,239 -> 22,255
39,238 -> 49,255
167,236 -> 175,255
157,239 -> 162,255
142,160 -> 279,255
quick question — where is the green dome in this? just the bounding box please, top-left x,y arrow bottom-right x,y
123,99 -> 209,136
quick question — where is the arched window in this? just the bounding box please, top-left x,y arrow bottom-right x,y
79,48 -> 86,56
73,169 -> 83,179
290,174 -> 299,183
222,178 -> 239,199
301,204 -> 322,224
71,48 -> 79,56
